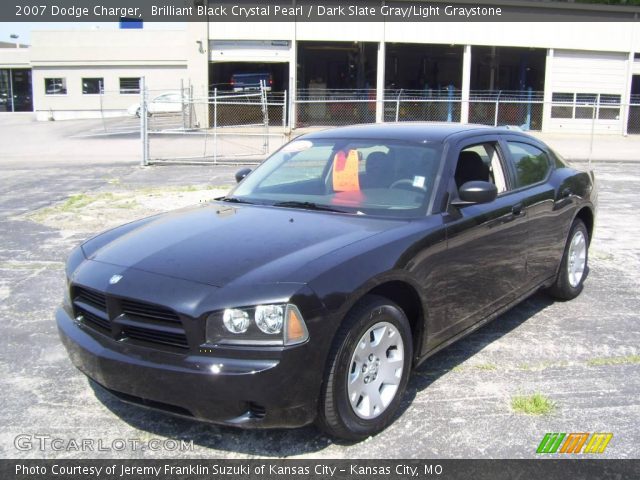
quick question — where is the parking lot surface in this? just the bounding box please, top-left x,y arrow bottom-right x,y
1,117 -> 639,458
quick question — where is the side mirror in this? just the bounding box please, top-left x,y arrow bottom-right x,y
235,168 -> 252,183
455,181 -> 498,205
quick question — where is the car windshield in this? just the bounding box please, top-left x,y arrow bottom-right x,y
228,138 -> 443,218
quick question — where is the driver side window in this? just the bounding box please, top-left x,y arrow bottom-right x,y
455,143 -> 508,194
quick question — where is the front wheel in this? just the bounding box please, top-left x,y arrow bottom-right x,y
135,108 -> 151,118
318,295 -> 412,440
548,219 -> 589,300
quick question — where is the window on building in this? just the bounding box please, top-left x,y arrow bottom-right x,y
551,92 -> 621,121
575,93 -> 597,119
82,78 -> 103,95
599,94 -> 622,120
45,78 -> 67,95
119,77 -> 141,94
550,92 -> 573,119
0,69 -> 10,112
506,142 -> 551,189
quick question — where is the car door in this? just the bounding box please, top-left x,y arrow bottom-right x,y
150,93 -> 182,114
434,135 -> 530,343
500,136 -> 564,286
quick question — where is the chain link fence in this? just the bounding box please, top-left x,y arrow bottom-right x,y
293,89 -> 544,130
295,89 -> 376,127
624,94 -> 640,135
144,81 -> 288,165
83,82 -> 195,136
383,88 -> 462,123
128,84 -> 640,165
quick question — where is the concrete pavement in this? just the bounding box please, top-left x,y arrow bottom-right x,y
1,115 -> 639,459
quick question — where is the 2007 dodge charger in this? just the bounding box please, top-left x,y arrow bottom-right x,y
58,123 -> 596,440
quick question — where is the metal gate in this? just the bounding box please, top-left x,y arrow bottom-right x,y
143,79 -> 288,165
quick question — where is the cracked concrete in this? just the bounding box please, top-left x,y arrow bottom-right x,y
0,117 -> 638,459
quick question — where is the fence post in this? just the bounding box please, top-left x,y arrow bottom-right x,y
188,82 -> 194,129
140,76 -> 149,166
213,87 -> 218,165
395,89 -> 403,122
180,79 -> 186,130
588,100 -> 597,169
447,85 -> 454,123
261,80 -> 269,155
283,90 -> 287,131
99,80 -> 106,132
524,87 -> 532,131
494,90 -> 502,127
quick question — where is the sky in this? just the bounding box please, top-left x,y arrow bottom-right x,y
0,22 -> 184,45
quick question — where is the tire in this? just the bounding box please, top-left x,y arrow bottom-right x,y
318,295 -> 413,440
548,219 -> 589,300
135,108 -> 151,118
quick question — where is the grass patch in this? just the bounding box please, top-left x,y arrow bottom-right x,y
511,393 -> 555,415
587,355 -> 640,366
517,360 -> 568,372
473,363 -> 498,371
60,193 -> 96,211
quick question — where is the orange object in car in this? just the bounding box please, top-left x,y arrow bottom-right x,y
332,150 -> 360,192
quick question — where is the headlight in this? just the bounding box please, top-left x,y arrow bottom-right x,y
255,305 -> 284,334
222,309 -> 251,334
206,304 -> 309,347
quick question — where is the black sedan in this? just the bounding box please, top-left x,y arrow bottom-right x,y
57,123 -> 596,440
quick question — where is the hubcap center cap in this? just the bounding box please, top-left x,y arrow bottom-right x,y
362,354 -> 380,381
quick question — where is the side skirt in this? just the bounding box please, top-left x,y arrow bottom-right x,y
413,277 -> 554,369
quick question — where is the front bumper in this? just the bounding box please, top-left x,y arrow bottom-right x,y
57,306 -> 320,428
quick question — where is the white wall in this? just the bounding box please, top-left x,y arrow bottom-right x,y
208,21 -> 640,53
29,30 -> 188,120
30,30 -> 187,66
32,65 -> 188,120
0,47 -> 31,69
209,40 -> 291,62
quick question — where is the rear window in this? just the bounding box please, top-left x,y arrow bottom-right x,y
506,142 -> 552,188
232,74 -> 270,85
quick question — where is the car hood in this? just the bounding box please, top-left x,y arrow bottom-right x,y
83,202 -> 403,287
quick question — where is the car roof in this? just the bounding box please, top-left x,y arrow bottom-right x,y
301,123 -> 526,143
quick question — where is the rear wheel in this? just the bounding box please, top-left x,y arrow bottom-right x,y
318,295 -> 412,440
548,219 -> 589,300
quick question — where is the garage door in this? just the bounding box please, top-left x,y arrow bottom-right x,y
548,50 -> 627,133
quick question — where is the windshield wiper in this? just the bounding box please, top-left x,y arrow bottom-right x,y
218,196 -> 254,205
272,201 -> 350,214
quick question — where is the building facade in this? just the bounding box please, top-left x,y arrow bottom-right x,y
3,4 -> 640,134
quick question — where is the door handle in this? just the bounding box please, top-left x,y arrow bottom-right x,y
511,203 -> 524,216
